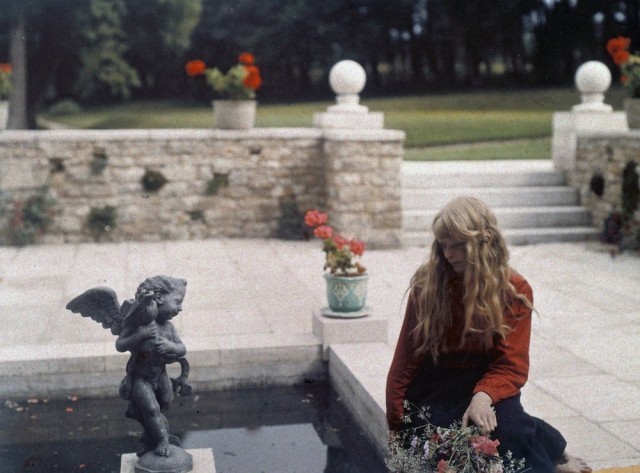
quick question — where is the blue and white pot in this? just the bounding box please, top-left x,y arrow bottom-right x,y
324,273 -> 369,313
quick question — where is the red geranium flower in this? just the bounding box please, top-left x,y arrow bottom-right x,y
238,52 -> 255,65
607,36 -> 631,56
612,49 -> 630,66
314,225 -> 334,240
242,65 -> 262,90
332,235 -> 349,249
0,63 -> 11,74
185,60 -> 206,77
349,239 -> 366,256
304,209 -> 328,227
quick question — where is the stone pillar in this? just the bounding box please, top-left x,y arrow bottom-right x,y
552,60 -> 627,170
322,129 -> 404,249
315,60 -> 405,249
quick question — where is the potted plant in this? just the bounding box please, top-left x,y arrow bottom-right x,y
304,209 -> 369,317
0,63 -> 11,130
185,53 -> 262,129
606,36 -> 640,128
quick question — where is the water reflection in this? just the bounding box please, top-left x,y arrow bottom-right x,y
0,383 -> 387,473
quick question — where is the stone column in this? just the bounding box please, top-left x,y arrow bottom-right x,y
314,61 -> 405,249
322,129 -> 404,249
552,60 -> 627,170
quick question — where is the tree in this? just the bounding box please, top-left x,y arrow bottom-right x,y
74,0 -> 141,102
123,0 -> 202,97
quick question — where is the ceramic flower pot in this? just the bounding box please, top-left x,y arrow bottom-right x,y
212,100 -> 256,129
323,273 -> 369,314
624,98 -> 640,129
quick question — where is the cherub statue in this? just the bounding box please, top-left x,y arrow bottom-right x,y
67,275 -> 193,470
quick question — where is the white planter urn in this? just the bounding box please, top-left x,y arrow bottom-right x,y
212,100 -> 256,129
0,100 -> 8,130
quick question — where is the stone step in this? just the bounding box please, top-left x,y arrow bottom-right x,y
403,166 -> 565,189
402,186 -> 579,210
404,206 -> 592,231
403,226 -> 600,247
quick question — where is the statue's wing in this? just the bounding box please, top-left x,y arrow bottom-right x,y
65,287 -> 124,335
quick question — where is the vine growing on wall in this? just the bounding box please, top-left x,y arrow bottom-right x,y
1,188 -> 60,246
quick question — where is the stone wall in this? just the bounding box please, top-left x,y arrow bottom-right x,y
0,127 -> 405,247
570,132 -> 640,228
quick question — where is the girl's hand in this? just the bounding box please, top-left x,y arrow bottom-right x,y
462,392 -> 496,434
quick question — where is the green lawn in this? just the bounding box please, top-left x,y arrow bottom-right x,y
40,86 -> 626,160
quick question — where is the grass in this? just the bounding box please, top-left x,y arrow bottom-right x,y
39,86 -> 627,160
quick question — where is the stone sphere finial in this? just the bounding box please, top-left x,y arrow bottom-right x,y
572,61 -> 613,112
327,60 -> 368,113
329,60 -> 367,95
575,61 -> 612,93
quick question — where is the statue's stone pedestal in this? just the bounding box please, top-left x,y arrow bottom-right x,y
120,448 -> 216,473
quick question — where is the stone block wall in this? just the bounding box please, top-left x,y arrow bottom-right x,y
0,127 -> 405,247
570,132 -> 640,228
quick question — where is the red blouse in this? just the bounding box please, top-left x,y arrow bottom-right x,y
385,272 -> 533,431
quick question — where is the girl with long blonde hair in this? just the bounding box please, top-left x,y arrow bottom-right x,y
386,197 -> 591,473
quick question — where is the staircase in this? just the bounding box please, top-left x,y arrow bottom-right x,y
402,160 -> 599,246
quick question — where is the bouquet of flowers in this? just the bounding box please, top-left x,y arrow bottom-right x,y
185,53 -> 262,100
304,209 -> 367,276
606,36 -> 640,98
386,401 -> 528,473
0,63 -> 12,100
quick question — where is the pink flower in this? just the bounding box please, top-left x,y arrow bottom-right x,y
349,239 -> 366,256
332,235 -> 349,249
314,225 -> 334,240
437,460 -> 449,473
304,209 -> 328,228
470,435 -> 500,456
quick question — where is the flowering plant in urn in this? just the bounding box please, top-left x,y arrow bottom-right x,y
0,63 -> 11,100
607,36 -> 640,98
185,53 -> 262,100
305,209 -> 366,277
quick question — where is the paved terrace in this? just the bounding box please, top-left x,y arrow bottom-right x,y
1,238 -> 639,471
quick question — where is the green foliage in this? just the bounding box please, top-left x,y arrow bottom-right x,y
87,205 -> 117,238
124,0 -> 202,96
47,99 -> 82,116
622,161 -> 639,219
141,169 -> 168,192
0,67 -> 11,101
206,65 -> 254,100
75,0 -> 141,101
2,189 -> 59,246
205,173 -> 229,196
277,195 -> 305,240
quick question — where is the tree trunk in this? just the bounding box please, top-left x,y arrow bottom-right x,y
7,3 -> 28,129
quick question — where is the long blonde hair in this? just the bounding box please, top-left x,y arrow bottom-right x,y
410,196 -> 532,361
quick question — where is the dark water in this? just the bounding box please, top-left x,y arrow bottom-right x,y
0,383 -> 388,473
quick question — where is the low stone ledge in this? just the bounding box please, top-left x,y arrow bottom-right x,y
311,310 -> 388,360
328,342 -> 393,458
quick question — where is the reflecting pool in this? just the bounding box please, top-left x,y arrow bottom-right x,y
0,382 -> 388,473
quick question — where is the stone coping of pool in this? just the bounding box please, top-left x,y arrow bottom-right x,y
0,311 -> 389,399
120,448 -> 215,473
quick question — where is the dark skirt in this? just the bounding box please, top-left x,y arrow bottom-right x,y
404,360 -> 566,473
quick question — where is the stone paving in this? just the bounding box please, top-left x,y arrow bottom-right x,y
1,238 -> 639,470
